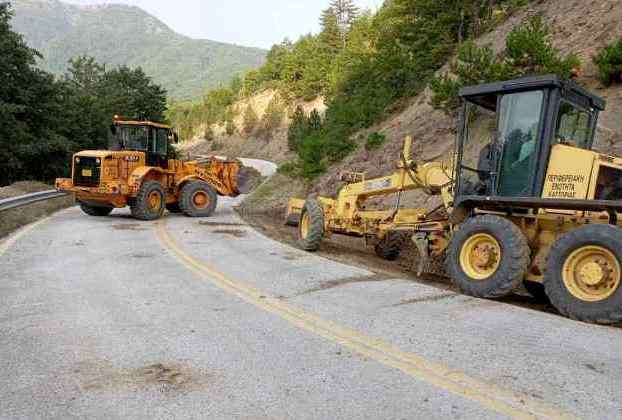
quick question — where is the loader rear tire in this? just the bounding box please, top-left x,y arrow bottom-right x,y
298,199 -> 324,252
80,203 -> 113,217
447,215 -> 530,298
375,232 -> 407,261
544,224 -> 622,324
180,181 -> 218,218
131,181 -> 166,221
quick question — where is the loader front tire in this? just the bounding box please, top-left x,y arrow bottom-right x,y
80,203 -> 113,217
298,199 -> 324,252
544,224 -> 622,324
447,215 -> 530,298
131,181 -> 166,221
180,181 -> 218,218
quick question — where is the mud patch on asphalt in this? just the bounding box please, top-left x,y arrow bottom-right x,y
393,293 -> 457,306
271,251 -> 305,261
297,274 -> 394,296
131,252 -> 155,259
212,229 -> 247,238
199,221 -> 245,227
111,224 -> 146,231
78,362 -> 208,391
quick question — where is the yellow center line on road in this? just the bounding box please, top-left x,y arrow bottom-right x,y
156,219 -> 573,420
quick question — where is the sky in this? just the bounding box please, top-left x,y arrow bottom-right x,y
63,0 -> 383,49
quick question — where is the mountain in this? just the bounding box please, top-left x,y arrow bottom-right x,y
9,0 -> 267,99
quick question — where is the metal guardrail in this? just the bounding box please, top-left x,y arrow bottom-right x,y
0,190 -> 68,212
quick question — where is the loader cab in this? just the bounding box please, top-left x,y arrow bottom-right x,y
454,75 -> 605,205
109,119 -> 177,168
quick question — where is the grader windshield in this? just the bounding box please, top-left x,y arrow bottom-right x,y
455,75 -> 602,202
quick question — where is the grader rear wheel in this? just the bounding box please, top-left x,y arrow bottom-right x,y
545,225 -> 622,324
447,215 -> 531,298
298,199 -> 324,252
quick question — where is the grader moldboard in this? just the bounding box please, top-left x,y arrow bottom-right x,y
56,117 -> 254,221
287,75 -> 622,324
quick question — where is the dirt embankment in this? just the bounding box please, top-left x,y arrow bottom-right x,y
178,90 -> 326,164
0,181 -> 74,238
237,0 -> 622,281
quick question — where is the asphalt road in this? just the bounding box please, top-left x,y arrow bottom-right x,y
1,159 -> 621,420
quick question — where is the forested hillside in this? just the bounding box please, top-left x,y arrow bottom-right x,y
171,0 -> 535,176
0,3 -> 168,186
173,0 -> 622,216
10,0 -> 266,99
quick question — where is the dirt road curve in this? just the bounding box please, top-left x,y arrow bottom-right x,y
1,159 -> 621,420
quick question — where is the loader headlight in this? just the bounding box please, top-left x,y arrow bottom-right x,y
95,158 -> 101,165
75,157 -> 80,163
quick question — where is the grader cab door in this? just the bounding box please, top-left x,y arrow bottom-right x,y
454,75 -> 605,206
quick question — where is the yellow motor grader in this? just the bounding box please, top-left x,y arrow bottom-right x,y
287,75 -> 622,324
56,117 -> 253,221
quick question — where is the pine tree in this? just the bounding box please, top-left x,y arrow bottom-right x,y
243,105 -> 258,134
330,0 -> 359,35
287,106 -> 308,151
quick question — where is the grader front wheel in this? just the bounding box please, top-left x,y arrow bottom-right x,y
447,215 -> 531,298
545,225 -> 622,324
298,199 -> 324,252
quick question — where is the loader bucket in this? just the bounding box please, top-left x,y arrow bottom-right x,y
285,198 -> 305,226
235,166 -> 262,195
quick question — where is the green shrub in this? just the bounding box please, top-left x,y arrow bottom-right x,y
225,120 -> 236,136
204,126 -> 214,142
365,132 -> 386,150
287,106 -> 308,151
277,161 -> 300,176
243,105 -> 258,134
594,39 -> 622,86
261,95 -> 285,133
431,16 -> 581,112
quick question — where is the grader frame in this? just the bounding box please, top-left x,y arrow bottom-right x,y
287,75 -> 622,324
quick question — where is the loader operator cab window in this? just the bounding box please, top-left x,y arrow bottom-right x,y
496,90 -> 544,197
556,101 -> 592,149
110,125 -> 149,152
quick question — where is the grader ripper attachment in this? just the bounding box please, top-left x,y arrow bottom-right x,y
287,75 -> 622,324
56,118 -> 255,221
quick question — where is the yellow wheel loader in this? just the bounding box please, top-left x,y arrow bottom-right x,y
56,117 -> 254,221
287,75 -> 622,324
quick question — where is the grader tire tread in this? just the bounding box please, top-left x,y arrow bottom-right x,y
130,181 -> 166,221
544,225 -> 622,324
166,203 -> 182,213
80,204 -> 113,217
375,232 -> 408,261
523,280 -> 549,302
179,181 -> 218,218
447,215 -> 531,299
299,199 -> 324,252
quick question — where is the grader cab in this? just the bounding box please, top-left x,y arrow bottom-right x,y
288,75 -> 622,324
56,117 -> 254,221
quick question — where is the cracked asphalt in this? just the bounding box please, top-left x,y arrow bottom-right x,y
1,159 -> 621,420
